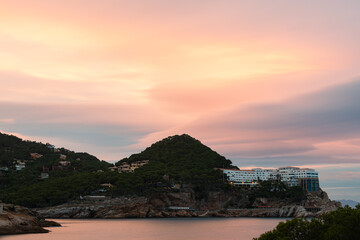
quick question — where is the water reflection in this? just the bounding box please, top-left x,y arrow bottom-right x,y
2,218 -> 286,240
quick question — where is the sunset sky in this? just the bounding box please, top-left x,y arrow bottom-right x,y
0,1 -> 359,201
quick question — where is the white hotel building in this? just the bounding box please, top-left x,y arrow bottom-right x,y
221,166 -> 320,192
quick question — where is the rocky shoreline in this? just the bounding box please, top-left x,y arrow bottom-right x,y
0,204 -> 60,235
37,190 -> 340,219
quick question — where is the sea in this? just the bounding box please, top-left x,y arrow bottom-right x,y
1,218 -> 287,240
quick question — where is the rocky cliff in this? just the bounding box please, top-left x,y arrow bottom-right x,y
0,204 -> 60,235
37,189 -> 340,219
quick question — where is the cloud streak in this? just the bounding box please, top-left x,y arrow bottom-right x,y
138,79 -> 360,166
1,1 -> 360,200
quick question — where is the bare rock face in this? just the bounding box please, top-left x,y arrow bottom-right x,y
36,190 -> 340,219
0,204 -> 53,235
278,206 -> 310,218
303,191 -> 341,216
148,191 -> 195,210
96,202 -> 150,218
37,196 -> 149,219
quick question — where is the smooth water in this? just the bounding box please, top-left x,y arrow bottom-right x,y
1,218 -> 286,240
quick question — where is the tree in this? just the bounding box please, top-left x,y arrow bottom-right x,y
254,205 -> 360,240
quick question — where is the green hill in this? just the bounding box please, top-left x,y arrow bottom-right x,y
0,132 -> 111,172
116,134 -> 236,183
0,133 -> 238,207
0,133 -> 307,209
0,132 -> 111,207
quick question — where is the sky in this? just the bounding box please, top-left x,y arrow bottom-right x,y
0,0 -> 360,201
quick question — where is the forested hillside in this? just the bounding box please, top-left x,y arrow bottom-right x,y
0,133 -> 304,209
0,132 -> 110,172
116,134 -> 236,183
0,132 -> 111,207
0,133 -> 236,207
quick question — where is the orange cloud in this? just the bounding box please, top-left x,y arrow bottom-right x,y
1,1 -> 360,168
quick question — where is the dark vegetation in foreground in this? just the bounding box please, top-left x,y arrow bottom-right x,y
254,205 -> 360,240
0,133 -> 305,208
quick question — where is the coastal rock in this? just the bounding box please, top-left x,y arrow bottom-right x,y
40,219 -> 62,227
303,191 -> 341,216
0,204 -> 57,235
36,190 -> 340,219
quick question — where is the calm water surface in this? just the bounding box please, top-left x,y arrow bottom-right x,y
1,218 -> 286,240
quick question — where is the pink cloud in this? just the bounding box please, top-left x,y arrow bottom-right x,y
0,1 -> 360,169
0,118 -> 15,123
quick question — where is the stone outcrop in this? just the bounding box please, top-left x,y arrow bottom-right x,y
303,191 -> 341,215
37,189 -> 340,219
0,204 -> 60,235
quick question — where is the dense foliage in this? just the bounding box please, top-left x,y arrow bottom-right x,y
0,133 -> 236,207
0,132 -> 111,207
0,132 -> 111,172
250,180 -> 306,204
116,134 -> 235,183
254,205 -> 360,240
0,133 -> 305,208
